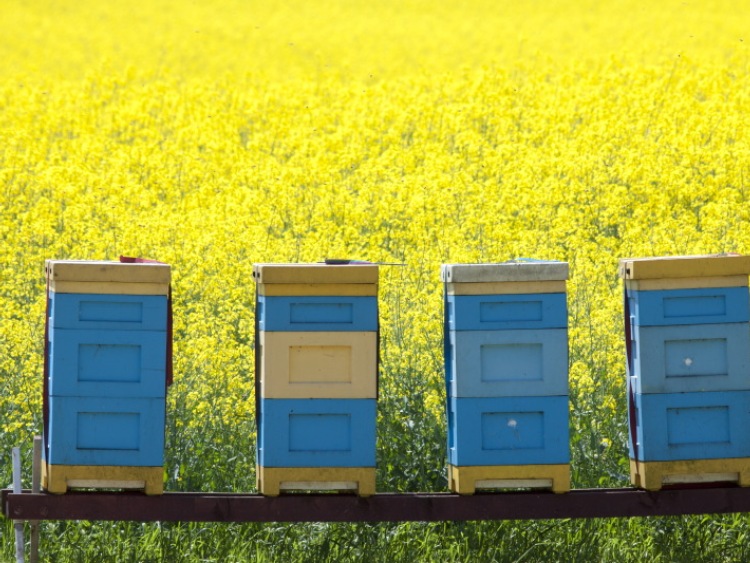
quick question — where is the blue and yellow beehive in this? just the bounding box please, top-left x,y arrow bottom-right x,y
43,259 -> 171,495
253,263 -> 379,496
442,261 -> 570,494
621,254 -> 750,490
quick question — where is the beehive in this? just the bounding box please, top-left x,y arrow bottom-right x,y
621,254 -> 750,490
253,263 -> 378,496
43,260 -> 171,495
442,261 -> 570,494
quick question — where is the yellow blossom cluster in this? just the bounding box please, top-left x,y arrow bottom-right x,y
1,0 -> 749,490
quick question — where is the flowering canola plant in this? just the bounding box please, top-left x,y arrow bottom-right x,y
1,0 -> 750,492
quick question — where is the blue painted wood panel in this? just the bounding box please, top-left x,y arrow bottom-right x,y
628,388 -> 750,462
446,293 -> 567,331
628,323 -> 750,394
46,396 -> 165,466
627,287 -> 749,327
258,295 -> 378,332
258,398 -> 376,467
446,329 -> 568,397
447,396 -> 569,466
49,329 -> 167,397
50,293 -> 168,331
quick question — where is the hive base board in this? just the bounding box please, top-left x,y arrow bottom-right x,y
448,464 -> 570,494
630,458 -> 750,491
43,463 -> 163,495
257,466 -> 375,497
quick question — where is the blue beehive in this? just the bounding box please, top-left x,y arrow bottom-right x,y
447,395 -> 570,466
257,398 -> 377,468
253,263 -> 379,496
621,254 -> 750,490
43,260 -> 171,495
442,261 -> 570,494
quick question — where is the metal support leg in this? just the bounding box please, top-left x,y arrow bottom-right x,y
12,447 -> 25,563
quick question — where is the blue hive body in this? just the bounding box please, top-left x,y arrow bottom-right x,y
253,263 -> 380,495
442,261 -> 571,493
257,398 -> 376,467
43,260 -> 171,493
621,255 -> 750,488
447,395 -> 570,466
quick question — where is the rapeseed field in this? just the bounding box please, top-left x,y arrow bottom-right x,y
2,0 -> 750,560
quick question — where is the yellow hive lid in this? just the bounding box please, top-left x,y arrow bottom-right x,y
619,254 -> 750,280
253,263 -> 379,284
440,260 -> 569,283
46,260 -> 171,295
46,260 -> 171,283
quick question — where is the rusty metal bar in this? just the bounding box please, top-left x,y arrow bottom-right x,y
5,486 -> 750,523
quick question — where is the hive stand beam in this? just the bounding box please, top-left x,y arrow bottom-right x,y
6,486 -> 750,523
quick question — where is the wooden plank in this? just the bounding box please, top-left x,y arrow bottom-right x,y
260,331 -> 377,398
258,283 -> 378,297
50,293 -> 169,330
42,464 -> 163,495
10,487 -> 750,522
625,276 -> 749,291
258,398 -> 376,467
257,466 -> 376,497
446,329 -> 569,397
619,255 -> 750,280
50,281 -> 169,296
446,293 -> 567,331
46,260 -> 170,284
447,280 -> 567,296
448,464 -> 570,494
441,262 -> 569,283
253,264 -> 378,285
629,324 -> 750,394
626,287 -> 750,326
49,329 -> 167,397
258,295 -> 378,332
47,396 -> 166,466
630,458 -> 750,491
628,390 -> 750,461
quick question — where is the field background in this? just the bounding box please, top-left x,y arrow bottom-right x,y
2,0 -> 750,561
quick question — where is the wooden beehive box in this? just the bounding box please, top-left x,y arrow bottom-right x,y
442,261 -> 569,398
253,263 -> 379,496
43,260 -> 170,495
